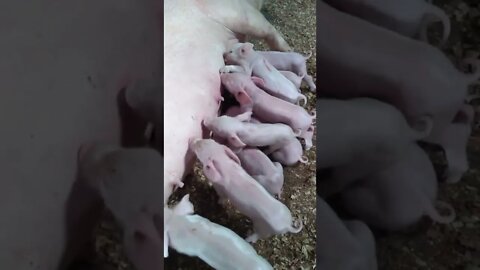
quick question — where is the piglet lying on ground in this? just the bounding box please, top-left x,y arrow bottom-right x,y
339,143 -> 456,231
203,111 -> 300,153
316,98 -> 433,198
316,196 -> 378,270
77,143 -> 165,270
237,148 -> 285,198
323,0 -> 451,44
280,70 -> 304,89
190,139 -> 303,243
220,72 -> 315,148
223,42 -> 307,105
165,195 -> 273,270
258,50 -> 316,91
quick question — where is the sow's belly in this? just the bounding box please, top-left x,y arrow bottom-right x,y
164,1 -> 234,203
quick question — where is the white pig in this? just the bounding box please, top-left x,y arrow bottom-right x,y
220,72 -> 315,147
167,214 -> 273,270
222,42 -> 307,106
237,148 -> 285,198
203,111 -> 300,153
190,139 -> 303,243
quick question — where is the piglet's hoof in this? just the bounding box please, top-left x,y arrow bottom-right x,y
245,233 -> 259,243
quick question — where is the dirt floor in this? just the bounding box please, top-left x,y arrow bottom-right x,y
93,1 -> 317,270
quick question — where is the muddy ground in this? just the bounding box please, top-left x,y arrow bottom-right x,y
91,0 -> 480,269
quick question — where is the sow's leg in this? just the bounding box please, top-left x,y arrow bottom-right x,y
0,0 -> 161,269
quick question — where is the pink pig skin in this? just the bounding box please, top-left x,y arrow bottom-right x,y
0,1 -> 162,269
258,51 -> 316,91
323,0 -> 451,45
280,70 -> 303,90
237,148 -> 285,198
316,196 -> 378,270
223,42 -> 307,106
316,1 -> 480,181
203,112 -> 300,153
339,143 -> 456,231
191,139 -> 303,243
77,143 -> 166,270
163,0 -> 291,209
316,98 -> 433,198
220,72 -> 315,143
270,137 -> 308,166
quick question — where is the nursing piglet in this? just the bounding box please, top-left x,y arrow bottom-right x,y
77,143 -> 166,270
222,42 -> 307,106
271,137 -> 309,166
258,51 -> 316,91
316,98 -> 433,198
237,148 -> 285,198
203,112 -> 300,153
220,72 -> 315,146
316,2 -> 480,182
190,139 -> 303,243
316,196 -> 377,270
323,0 -> 451,44
339,143 -> 456,231
167,214 -> 273,270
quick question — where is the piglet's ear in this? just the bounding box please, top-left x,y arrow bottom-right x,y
223,145 -> 241,165
240,42 -> 254,56
235,90 -> 253,106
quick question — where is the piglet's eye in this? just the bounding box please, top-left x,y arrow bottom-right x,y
206,165 -> 211,170
229,50 -> 233,53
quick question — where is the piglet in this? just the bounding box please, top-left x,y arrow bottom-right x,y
323,0 -> 451,45
222,42 -> 307,106
271,137 -> 308,166
237,147 -> 285,198
190,139 -> 303,243
258,50 -> 316,91
203,111 -> 300,153
339,143 -> 456,231
77,143 -> 166,270
167,213 -> 273,270
316,98 -> 433,198
316,196 -> 377,270
220,72 -> 315,146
